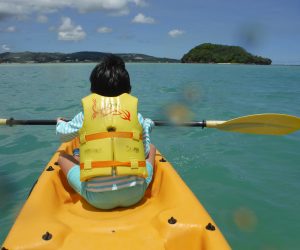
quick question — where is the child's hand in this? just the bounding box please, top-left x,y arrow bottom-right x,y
57,117 -> 67,123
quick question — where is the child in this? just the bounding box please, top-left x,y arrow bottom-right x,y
56,54 -> 155,209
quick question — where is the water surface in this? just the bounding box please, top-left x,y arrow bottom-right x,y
0,63 -> 299,249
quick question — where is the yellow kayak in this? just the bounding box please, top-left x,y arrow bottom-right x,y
2,139 -> 231,249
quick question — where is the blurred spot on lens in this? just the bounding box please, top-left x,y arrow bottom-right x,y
235,23 -> 265,49
233,207 -> 258,232
164,103 -> 194,123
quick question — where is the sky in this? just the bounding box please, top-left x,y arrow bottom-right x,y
0,0 -> 299,64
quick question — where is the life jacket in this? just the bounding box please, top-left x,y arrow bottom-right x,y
79,93 -> 147,181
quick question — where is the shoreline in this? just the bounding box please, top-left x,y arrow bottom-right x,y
0,61 -> 299,66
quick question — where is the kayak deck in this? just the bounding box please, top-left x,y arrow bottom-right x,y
2,139 -> 230,249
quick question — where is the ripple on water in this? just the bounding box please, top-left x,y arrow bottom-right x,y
1,134 -> 45,154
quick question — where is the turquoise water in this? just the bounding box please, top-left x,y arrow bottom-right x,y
0,63 -> 299,249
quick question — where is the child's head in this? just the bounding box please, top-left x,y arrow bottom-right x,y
90,54 -> 131,97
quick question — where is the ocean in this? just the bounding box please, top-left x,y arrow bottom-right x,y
0,63 -> 299,249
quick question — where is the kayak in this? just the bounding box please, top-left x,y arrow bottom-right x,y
2,138 -> 231,250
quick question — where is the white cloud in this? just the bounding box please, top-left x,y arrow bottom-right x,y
109,8 -> 130,16
97,26 -> 113,33
37,14 -> 48,23
132,0 -> 147,7
0,0 -> 147,19
5,26 -> 16,32
58,17 -> 86,41
132,13 -> 155,24
1,44 -> 10,51
168,29 -> 184,38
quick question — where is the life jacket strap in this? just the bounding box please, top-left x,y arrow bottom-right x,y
80,160 -> 146,170
80,131 -> 143,143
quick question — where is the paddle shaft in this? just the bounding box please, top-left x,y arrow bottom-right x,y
153,120 -> 206,127
2,114 -> 299,135
4,119 -> 58,126
2,118 -> 207,127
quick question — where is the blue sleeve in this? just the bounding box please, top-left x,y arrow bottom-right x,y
138,113 -> 154,157
56,112 -> 83,142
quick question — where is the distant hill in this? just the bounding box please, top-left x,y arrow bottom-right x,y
181,43 -> 272,65
0,51 -> 179,64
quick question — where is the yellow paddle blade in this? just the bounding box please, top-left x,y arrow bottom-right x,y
206,114 -> 300,135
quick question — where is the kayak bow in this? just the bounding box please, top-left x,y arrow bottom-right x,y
2,138 -> 230,250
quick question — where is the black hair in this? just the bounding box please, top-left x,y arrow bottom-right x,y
89,54 -> 131,97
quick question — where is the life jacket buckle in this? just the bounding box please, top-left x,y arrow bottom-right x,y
132,131 -> 140,141
130,159 -> 139,170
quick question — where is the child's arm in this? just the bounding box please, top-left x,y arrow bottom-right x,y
56,112 -> 83,142
138,113 -> 154,158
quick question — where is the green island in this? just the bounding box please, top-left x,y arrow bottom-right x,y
181,43 -> 272,65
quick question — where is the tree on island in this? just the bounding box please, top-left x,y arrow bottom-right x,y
181,43 -> 272,65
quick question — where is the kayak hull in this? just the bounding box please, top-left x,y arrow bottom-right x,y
2,139 -> 230,249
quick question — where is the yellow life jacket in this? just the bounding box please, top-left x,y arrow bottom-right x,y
79,93 -> 147,181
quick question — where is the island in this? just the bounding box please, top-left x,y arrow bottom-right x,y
181,43 -> 272,65
0,51 -> 179,64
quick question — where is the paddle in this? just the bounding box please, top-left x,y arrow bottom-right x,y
1,113 -> 300,135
